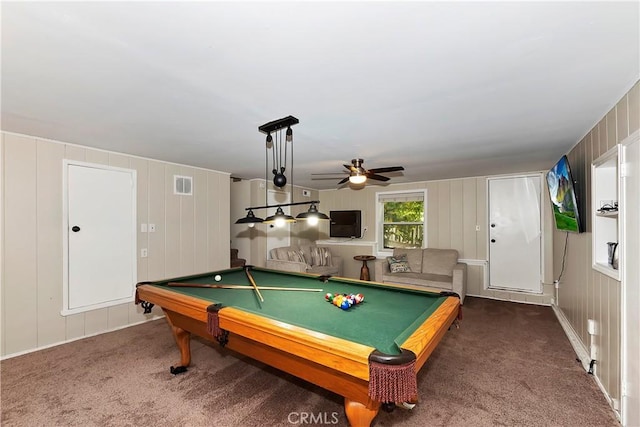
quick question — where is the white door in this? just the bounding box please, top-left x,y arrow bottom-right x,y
622,132 -> 640,427
488,175 -> 542,292
63,161 -> 137,315
266,190 -> 291,257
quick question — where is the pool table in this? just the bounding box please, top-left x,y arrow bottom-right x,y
135,266 -> 460,426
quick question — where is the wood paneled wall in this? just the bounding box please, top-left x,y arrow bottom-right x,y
318,176 -> 555,305
1,132 -> 230,357
556,80 -> 640,408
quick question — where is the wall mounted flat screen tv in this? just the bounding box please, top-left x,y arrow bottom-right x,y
330,210 -> 362,238
546,155 -> 583,233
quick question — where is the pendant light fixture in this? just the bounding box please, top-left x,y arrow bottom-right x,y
235,116 -> 329,227
295,202 -> 330,225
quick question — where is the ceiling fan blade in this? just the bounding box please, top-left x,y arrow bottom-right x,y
367,166 -> 404,174
338,177 -> 350,185
366,173 -> 390,181
311,172 -> 347,176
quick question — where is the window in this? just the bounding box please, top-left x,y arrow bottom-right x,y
377,190 -> 426,251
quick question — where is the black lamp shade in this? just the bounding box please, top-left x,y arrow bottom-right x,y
235,210 -> 264,224
296,204 -> 329,221
263,207 -> 296,224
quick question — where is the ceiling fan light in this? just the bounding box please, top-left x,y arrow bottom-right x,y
349,174 -> 367,185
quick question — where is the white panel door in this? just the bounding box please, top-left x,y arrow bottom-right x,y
622,132 -> 640,427
266,190 -> 291,257
63,162 -> 136,315
488,175 -> 542,292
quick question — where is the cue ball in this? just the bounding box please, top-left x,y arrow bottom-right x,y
214,275 -> 222,282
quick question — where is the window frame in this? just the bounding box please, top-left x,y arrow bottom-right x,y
375,189 -> 427,256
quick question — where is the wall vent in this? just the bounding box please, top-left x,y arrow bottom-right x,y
174,175 -> 193,195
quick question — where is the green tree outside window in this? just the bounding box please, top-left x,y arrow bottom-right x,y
383,201 -> 424,249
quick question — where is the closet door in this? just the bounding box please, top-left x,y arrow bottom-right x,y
63,161 -> 137,315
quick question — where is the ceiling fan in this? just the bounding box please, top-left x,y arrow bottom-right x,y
312,158 -> 405,186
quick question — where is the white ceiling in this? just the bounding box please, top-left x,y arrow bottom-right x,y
2,1 -> 639,190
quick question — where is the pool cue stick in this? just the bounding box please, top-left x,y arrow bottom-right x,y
167,282 -> 322,292
244,267 -> 264,302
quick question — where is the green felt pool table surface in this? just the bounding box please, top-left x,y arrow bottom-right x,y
141,267 -> 450,355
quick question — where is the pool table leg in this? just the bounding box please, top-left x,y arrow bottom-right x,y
164,311 -> 192,368
344,398 -> 380,427
171,325 -> 192,367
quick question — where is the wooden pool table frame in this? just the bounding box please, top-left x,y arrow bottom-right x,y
136,275 -> 460,427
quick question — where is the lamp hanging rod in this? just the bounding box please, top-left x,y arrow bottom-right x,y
258,115 -> 299,134
245,200 -> 320,211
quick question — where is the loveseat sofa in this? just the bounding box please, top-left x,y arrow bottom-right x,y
266,245 -> 343,276
374,248 -> 466,303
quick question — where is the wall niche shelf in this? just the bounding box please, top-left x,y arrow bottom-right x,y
591,145 -> 621,280
595,210 -> 618,218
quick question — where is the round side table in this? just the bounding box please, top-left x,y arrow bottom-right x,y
353,255 -> 377,281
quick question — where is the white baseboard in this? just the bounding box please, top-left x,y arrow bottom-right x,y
552,304 -> 591,371
552,304 -> 620,422
466,292 -> 551,306
0,315 -> 164,361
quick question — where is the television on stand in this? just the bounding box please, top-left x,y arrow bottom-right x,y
545,155 -> 584,233
330,210 -> 362,238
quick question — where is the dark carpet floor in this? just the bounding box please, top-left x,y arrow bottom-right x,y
0,297 -> 618,426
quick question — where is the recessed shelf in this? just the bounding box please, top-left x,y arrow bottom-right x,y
591,145 -> 621,281
595,210 -> 619,218
593,261 -> 620,278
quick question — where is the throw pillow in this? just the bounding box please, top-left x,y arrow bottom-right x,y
310,247 -> 332,266
387,254 -> 411,273
287,250 -> 306,264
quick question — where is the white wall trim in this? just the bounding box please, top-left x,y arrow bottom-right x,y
1,131 -> 232,177
552,303 -> 621,421
552,303 -> 591,371
318,169 -> 548,191
458,258 -> 487,266
0,315 -> 164,361
460,258 -> 489,289
466,293 -> 551,306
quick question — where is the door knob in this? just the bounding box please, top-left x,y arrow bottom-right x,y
72,226 -> 81,232
491,239 -> 496,243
